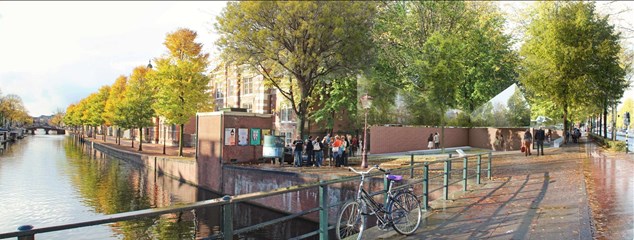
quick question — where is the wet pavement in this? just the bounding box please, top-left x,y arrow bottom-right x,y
364,137 -> 634,240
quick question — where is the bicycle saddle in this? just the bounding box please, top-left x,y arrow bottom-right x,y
387,175 -> 402,182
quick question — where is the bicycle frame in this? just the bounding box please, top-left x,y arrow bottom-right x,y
351,167 -> 397,226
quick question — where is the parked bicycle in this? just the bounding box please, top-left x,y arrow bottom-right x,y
336,165 -> 422,240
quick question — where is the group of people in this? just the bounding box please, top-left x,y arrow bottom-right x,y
292,133 -> 360,168
523,127 -> 547,156
427,132 -> 440,149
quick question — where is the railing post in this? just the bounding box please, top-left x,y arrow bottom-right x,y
488,152 -> 492,180
463,157 -> 468,191
443,160 -> 449,200
423,163 -> 429,211
447,153 -> 452,175
410,154 -> 414,178
476,155 -> 482,185
319,181 -> 329,240
17,225 -> 34,240
222,195 -> 233,240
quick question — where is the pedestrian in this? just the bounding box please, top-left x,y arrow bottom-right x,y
523,129 -> 533,156
305,135 -> 315,166
323,133 -> 332,166
547,129 -> 552,143
434,132 -> 440,149
332,135 -> 344,167
343,135 -> 350,166
427,133 -> 434,149
313,136 -> 323,167
292,135 -> 304,167
535,127 -> 545,156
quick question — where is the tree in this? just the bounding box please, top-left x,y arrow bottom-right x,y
149,28 -> 212,156
49,108 -> 65,127
370,1 -> 518,126
506,90 -> 531,127
104,75 -> 128,144
83,86 -> 110,139
215,1 -> 376,139
0,94 -> 31,127
119,66 -> 155,151
520,2 -> 627,141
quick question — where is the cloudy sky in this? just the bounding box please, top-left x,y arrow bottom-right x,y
0,1 -> 632,117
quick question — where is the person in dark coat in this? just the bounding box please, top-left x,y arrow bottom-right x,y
535,127 -> 545,156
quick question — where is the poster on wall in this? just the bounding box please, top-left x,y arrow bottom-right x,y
225,128 -> 236,145
238,128 -> 249,146
262,129 -> 271,136
250,128 -> 261,145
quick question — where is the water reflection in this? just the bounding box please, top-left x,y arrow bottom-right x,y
0,135 -> 317,239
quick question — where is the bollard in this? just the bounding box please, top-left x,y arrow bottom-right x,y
222,195 -> 233,240
17,225 -> 34,240
319,182 -> 329,240
447,153 -> 452,174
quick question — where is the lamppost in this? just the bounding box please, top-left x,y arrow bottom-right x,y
360,93 -> 373,169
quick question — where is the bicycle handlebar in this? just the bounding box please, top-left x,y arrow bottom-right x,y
348,165 -> 388,175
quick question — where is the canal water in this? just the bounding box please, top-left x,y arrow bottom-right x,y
0,133 -> 317,239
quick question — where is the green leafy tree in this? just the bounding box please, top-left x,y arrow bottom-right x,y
506,90 -> 531,127
103,75 -> 128,144
215,1 -> 376,139
149,28 -> 212,156
119,66 -> 155,151
520,2 -> 627,141
370,1 -> 517,126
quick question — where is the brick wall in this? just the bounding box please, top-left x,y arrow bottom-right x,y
370,126 -> 565,154
369,126 -> 469,154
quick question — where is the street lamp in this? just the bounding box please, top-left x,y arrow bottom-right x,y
360,93 -> 373,168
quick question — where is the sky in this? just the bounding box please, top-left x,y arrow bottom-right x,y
0,1 -> 632,117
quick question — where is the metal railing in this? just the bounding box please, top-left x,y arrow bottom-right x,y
0,152 -> 492,240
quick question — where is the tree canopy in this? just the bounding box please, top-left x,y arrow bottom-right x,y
149,28 -> 212,156
215,1 -> 376,138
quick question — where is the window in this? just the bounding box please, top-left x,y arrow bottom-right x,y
242,103 -> 253,113
227,81 -> 234,97
215,82 -> 224,99
283,132 -> 293,147
242,76 -> 253,95
280,103 -> 293,122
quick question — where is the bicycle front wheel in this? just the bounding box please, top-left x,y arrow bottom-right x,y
387,191 -> 422,235
336,200 -> 365,240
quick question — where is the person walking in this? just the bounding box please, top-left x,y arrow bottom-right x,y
434,132 -> 440,149
351,136 -> 359,157
292,135 -> 304,167
305,136 -> 315,166
313,136 -> 323,167
535,127 -> 545,156
427,133 -> 434,149
523,129 -> 533,156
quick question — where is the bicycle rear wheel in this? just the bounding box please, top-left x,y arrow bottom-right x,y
387,191 -> 422,235
336,200 -> 365,240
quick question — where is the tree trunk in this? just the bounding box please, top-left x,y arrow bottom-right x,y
131,129 -> 135,148
138,127 -> 143,151
103,125 -> 106,142
603,104 -> 608,139
563,106 -> 568,144
296,114 -> 305,141
179,123 -> 184,157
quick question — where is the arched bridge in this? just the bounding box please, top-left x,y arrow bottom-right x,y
25,125 -> 66,135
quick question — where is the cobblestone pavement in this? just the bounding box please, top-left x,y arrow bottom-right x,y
365,137 -> 634,240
